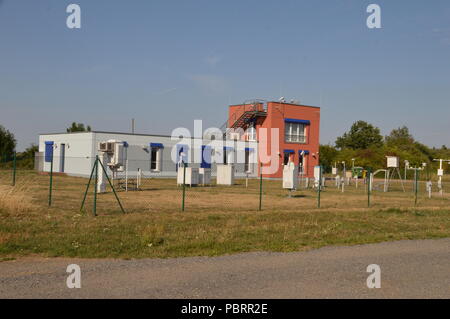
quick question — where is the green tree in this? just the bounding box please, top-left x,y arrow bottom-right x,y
0,125 -> 16,161
335,121 -> 383,150
67,122 -> 91,133
17,144 -> 39,169
385,126 -> 414,147
319,144 -> 339,173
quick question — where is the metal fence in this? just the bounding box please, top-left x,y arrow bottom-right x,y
1,154 -> 449,216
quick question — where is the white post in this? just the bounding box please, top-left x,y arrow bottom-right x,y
125,159 -> 128,192
97,152 -> 108,193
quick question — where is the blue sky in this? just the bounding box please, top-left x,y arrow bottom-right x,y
1,0 -> 449,150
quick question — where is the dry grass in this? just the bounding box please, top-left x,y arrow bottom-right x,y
0,170 -> 449,259
0,183 -> 36,216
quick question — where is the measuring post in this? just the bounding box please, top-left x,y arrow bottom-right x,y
12,151 -> 16,186
367,168 -> 371,208
259,163 -> 262,211
415,169 -> 419,206
48,153 -> 54,207
317,166 -> 322,208
182,162 -> 186,212
93,156 -> 98,216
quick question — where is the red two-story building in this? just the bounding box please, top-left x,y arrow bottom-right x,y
227,100 -> 320,179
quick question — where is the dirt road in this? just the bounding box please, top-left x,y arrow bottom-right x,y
1,239 -> 448,298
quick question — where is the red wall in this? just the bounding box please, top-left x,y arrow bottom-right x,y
228,102 -> 321,178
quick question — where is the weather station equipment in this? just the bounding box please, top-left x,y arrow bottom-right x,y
283,162 -> 299,196
433,159 -> 450,196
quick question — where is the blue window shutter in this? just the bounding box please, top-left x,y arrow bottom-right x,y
45,141 -> 54,162
284,149 -> 295,154
299,150 -> 310,155
285,118 -> 310,125
201,145 -> 212,169
150,143 -> 164,149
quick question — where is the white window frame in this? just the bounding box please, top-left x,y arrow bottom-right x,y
150,147 -> 163,172
285,123 -> 307,144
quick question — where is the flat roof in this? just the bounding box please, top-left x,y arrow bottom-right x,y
229,101 -> 320,109
39,130 -> 259,142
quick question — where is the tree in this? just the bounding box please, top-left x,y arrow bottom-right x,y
67,122 -> 91,133
319,144 -> 339,173
17,144 -> 39,169
335,121 -> 383,150
385,126 -> 414,146
0,125 -> 16,160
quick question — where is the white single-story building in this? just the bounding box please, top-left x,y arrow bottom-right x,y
37,131 -> 259,179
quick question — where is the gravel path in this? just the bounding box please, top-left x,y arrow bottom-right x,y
1,239 -> 449,299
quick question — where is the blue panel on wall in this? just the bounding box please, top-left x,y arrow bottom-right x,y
285,118 -> 310,125
201,145 -> 212,169
150,143 -> 164,149
284,149 -> 295,154
45,141 -> 54,162
299,150 -> 310,155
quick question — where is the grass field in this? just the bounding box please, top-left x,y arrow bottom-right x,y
0,170 -> 449,259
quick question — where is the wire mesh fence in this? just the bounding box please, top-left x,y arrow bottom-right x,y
1,154 -> 450,216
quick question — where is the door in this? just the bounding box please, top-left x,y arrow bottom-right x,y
60,144 -> 65,173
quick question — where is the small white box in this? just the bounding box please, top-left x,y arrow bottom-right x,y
199,168 -> 211,185
438,169 -> 444,177
177,167 -> 199,186
387,156 -> 399,168
283,163 -> 299,189
332,167 -> 337,175
216,165 -> 234,185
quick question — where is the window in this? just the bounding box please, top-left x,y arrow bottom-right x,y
298,150 -> 309,174
285,122 -> 307,143
150,143 -> 164,171
283,152 -> 290,165
247,126 -> 257,141
150,148 -> 158,170
299,154 -> 304,174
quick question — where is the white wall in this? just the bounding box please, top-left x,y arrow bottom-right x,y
39,132 -> 95,176
39,132 -> 258,178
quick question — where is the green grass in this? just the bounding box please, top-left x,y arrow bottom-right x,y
0,170 -> 449,259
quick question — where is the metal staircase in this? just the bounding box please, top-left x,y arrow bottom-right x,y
220,100 -> 268,139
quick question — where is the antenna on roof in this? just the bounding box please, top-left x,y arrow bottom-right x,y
279,97 -> 286,102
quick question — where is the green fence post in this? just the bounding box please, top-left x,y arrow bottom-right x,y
182,162 -> 186,212
317,166 -> 322,208
93,156 -> 98,216
12,151 -> 16,186
415,169 -> 419,207
259,163 -> 263,211
48,153 -> 54,207
367,168 -> 371,208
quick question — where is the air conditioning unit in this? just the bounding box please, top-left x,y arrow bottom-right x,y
98,142 -> 114,153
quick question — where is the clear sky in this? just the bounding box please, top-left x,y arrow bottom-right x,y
1,0 -> 449,151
